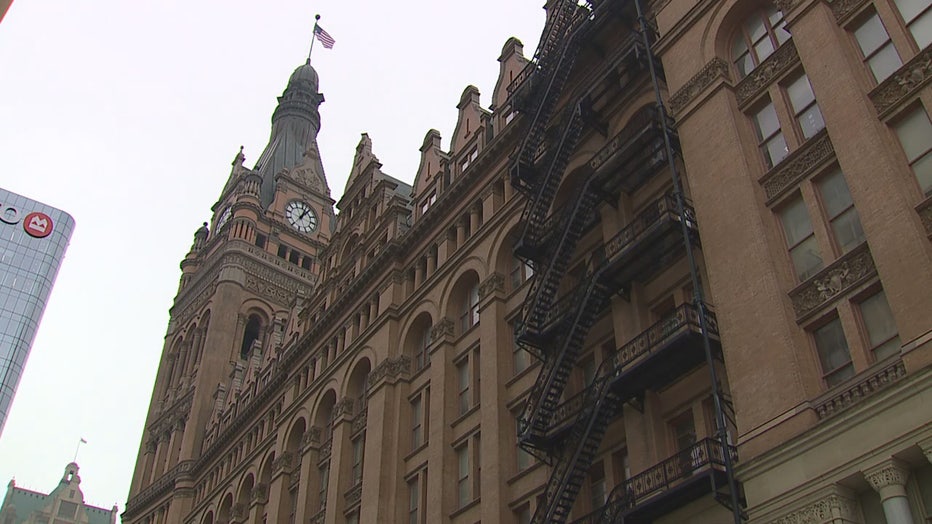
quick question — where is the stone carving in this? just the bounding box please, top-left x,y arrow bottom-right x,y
789,244 -> 876,319
870,46 -> 932,116
735,42 -> 800,107
865,459 -> 910,491
669,58 -> 730,115
773,0 -> 796,13
815,360 -> 906,418
333,397 -> 356,420
172,282 -> 217,330
479,273 -> 506,300
761,131 -> 835,202
431,317 -> 456,341
303,426 -> 321,449
271,451 -> 294,475
917,197 -> 932,238
831,0 -> 870,21
244,273 -> 294,306
769,492 -> 858,523
251,483 -> 268,504
232,503 -> 247,519
367,355 -> 411,390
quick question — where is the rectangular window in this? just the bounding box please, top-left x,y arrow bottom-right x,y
421,192 -> 436,215
779,196 -> 824,281
462,284 -> 480,332
894,107 -> 932,195
817,170 -> 865,253
411,394 -> 426,449
754,101 -> 789,168
318,464 -> 329,510
814,318 -> 855,386
589,462 -> 606,510
515,504 -> 532,524
457,359 -> 471,415
513,340 -> 531,375
277,244 -> 288,258
288,250 -> 300,264
786,75 -> 825,140
351,436 -> 365,484
255,233 -> 267,249
456,445 -> 470,508
408,477 -> 420,524
853,12 -> 902,82
894,0 -> 932,49
859,290 -> 901,360
346,512 -> 359,524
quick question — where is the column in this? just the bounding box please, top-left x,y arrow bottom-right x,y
456,217 -> 466,245
426,248 -> 437,275
503,174 -> 514,202
469,205 -> 480,232
864,459 -> 915,524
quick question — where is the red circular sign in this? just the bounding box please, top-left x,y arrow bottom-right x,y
23,211 -> 54,238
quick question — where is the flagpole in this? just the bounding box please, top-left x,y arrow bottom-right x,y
72,438 -> 86,463
307,14 -> 321,64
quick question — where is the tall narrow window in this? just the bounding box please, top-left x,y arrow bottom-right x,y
813,318 -> 855,386
318,464 -> 329,510
351,436 -> 365,484
457,359 -> 471,415
411,394 -> 426,449
894,107 -> 932,195
786,75 -> 825,139
859,291 -> 901,360
853,12 -> 902,82
779,197 -> 823,281
733,6 -> 791,78
893,0 -> 932,49
408,477 -> 420,524
817,170 -> 865,253
754,101 -> 789,168
462,283 -> 480,331
589,462 -> 606,510
240,315 -> 262,359
456,445 -> 470,508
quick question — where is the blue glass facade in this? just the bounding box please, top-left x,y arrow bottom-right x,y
0,188 -> 74,436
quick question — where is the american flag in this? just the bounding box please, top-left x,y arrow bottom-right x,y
314,25 -> 336,49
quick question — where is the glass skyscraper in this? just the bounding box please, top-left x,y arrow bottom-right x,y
0,187 -> 74,436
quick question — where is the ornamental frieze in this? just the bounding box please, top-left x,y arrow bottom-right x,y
244,273 -> 295,306
669,58 -> 730,115
761,130 -> 835,203
830,0 -> 870,21
814,359 -> 905,418
789,243 -> 876,320
431,317 -> 456,342
479,273 -> 506,300
768,491 -> 858,523
367,355 -> 411,391
735,42 -> 800,107
870,45 -> 932,116
172,282 -> 217,330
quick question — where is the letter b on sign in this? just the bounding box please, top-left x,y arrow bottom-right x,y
23,212 -> 53,238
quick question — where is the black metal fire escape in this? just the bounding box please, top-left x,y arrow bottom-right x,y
507,0 -> 745,523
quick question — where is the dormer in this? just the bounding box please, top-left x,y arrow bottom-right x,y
491,37 -> 530,131
412,129 -> 448,221
450,86 -> 491,179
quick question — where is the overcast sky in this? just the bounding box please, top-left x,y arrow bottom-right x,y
0,1 -> 544,516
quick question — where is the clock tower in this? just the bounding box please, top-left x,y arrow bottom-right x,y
124,60 -> 335,523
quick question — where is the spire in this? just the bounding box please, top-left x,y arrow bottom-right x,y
253,61 -> 326,208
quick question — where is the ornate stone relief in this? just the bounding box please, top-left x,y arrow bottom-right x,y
271,451 -> 294,475
870,46 -> 932,116
431,317 -> 456,341
789,243 -> 876,320
735,42 -> 800,107
251,483 -> 269,504
479,273 -> 506,300
367,355 -> 411,390
303,426 -> 321,450
761,131 -> 835,203
830,0 -> 870,21
814,359 -> 906,418
669,58 -> 731,115
769,491 -> 859,523
773,0 -> 797,12
864,459 -> 910,491
333,397 -> 356,420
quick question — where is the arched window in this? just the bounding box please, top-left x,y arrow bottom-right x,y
732,5 -> 791,78
240,314 -> 263,359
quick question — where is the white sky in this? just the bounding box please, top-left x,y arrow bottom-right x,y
0,1 -> 544,516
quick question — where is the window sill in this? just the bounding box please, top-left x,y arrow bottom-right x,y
404,441 -> 429,462
451,404 -> 480,427
450,497 -> 481,519
507,460 -> 544,485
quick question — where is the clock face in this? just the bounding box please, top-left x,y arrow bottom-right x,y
216,206 -> 232,230
285,200 -> 318,233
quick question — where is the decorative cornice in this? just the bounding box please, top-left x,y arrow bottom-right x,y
479,272 -> 506,300
870,45 -> 932,117
669,58 -> 730,115
431,317 -> 456,342
735,42 -> 800,107
830,0 -> 870,21
367,355 -> 411,390
917,196 -> 932,239
788,242 -> 876,320
768,491 -> 858,523
761,130 -> 834,204
814,359 -> 906,418
864,458 -> 910,491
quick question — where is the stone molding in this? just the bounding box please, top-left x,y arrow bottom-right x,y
761,130 -> 834,204
814,359 -> 906,418
669,58 -> 731,115
368,355 -> 411,391
830,0 -> 870,21
768,490 -> 859,523
431,317 -> 456,341
870,45 -> 932,117
479,272 -> 506,300
864,458 -> 910,491
788,243 -> 876,320
735,41 -> 800,107
917,196 -> 932,239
